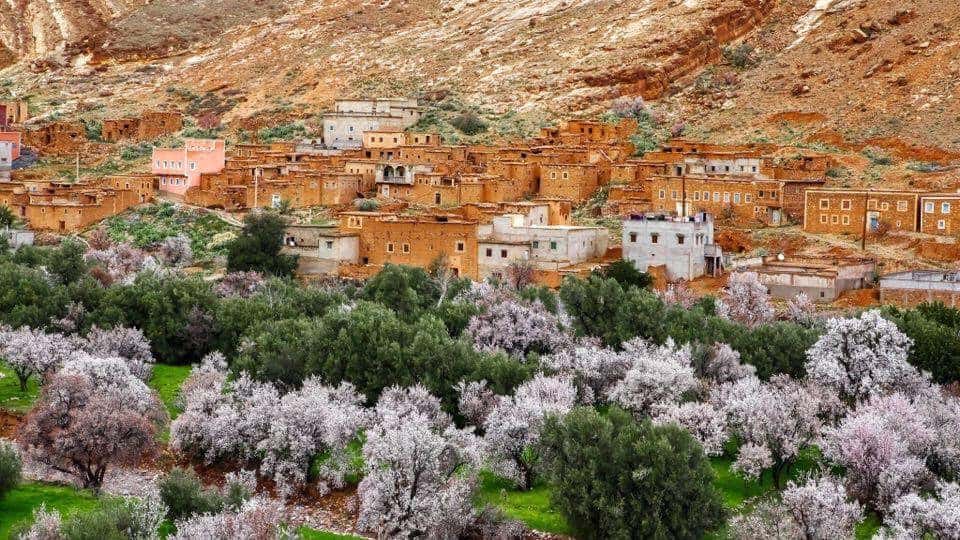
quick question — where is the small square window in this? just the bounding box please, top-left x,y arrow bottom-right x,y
532,241 -> 540,249
325,241 -> 334,249
925,202 -> 935,213
938,219 -> 947,230
842,216 -> 850,225
841,200 -> 852,210
500,249 -> 507,258
629,232 -> 638,243
386,243 -> 395,253
658,189 -> 666,200
402,243 -> 410,253
550,241 -> 557,250
651,234 -> 659,244
819,199 -> 829,210
677,235 -> 685,245
943,202 -> 951,214
820,215 -> 828,224
486,248 -> 493,257
456,241 -> 465,252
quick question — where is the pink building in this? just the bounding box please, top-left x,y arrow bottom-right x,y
0,132 -> 23,161
152,139 -> 225,196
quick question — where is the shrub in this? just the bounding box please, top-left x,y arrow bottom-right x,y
354,198 -> 379,211
593,259 -> 652,290
723,43 -> 757,69
226,211 -> 298,277
159,467 -> 224,521
450,111 -> 488,136
0,441 -> 22,499
862,146 -> 893,166
541,407 -> 726,539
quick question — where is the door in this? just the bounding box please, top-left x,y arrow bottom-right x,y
867,211 -> 880,231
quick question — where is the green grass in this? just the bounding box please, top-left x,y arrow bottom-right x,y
0,482 -> 99,538
299,527 -> 365,540
0,363 -> 39,413
149,364 -> 192,419
856,513 -> 882,539
710,447 -> 823,510
476,471 -> 572,535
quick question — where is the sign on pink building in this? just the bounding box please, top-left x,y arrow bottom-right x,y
152,139 -> 226,196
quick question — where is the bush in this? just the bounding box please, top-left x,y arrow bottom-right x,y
593,259 -> 652,290
542,407 -> 726,539
159,467 -> 223,521
226,212 -> 298,277
450,111 -> 488,136
862,146 -> 893,166
0,441 -> 22,499
723,43 -> 757,69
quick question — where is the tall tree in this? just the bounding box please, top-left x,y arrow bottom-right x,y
226,211 -> 297,277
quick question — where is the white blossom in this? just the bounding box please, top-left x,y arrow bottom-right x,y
78,326 -> 154,381
717,272 -> 774,327
882,481 -> 960,539
785,292 -> 817,325
652,402 -> 728,456
608,338 -> 697,416
465,298 -> 569,359
171,497 -> 294,540
540,340 -> 632,403
780,475 -> 863,540
0,327 -> 76,390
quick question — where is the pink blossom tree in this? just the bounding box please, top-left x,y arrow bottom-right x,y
711,375 -> 822,487
159,234 -> 194,268
0,327 -> 76,391
357,385 -> 483,538
805,310 -> 924,403
472,374 -> 578,489
84,242 -> 156,285
465,298 -> 570,359
785,292 -> 817,326
657,279 -> 698,309
539,340 -> 633,403
652,402 -> 728,456
18,357 -> 167,492
171,497 -> 295,540
215,271 -> 266,298
608,338 -> 697,417
716,272 -> 774,327
78,326 -> 155,381
883,481 -> 960,538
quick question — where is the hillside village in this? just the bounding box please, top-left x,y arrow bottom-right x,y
2,96 -> 959,307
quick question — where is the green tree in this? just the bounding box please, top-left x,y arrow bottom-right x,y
361,264 -> 440,320
884,305 -> 960,384
560,275 -> 667,347
594,260 -> 653,290
226,211 -> 298,277
0,205 -> 15,228
541,407 -> 725,539
46,239 -> 87,285
0,263 -> 70,329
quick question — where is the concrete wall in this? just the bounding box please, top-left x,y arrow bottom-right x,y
622,215 -> 713,280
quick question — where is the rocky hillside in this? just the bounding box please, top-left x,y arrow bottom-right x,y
0,0 -> 957,153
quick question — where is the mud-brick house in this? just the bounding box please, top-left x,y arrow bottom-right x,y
0,131 -> 23,161
539,163 -> 600,201
649,175 -> 789,225
748,256 -> 876,302
282,224 -> 359,275
919,193 -> 960,236
0,100 -> 29,126
477,214 -> 609,284
1,178 -> 151,232
24,122 -> 86,156
803,189 -> 921,235
321,98 -> 421,150
880,270 -> 960,308
152,139 -> 226,196
102,111 -> 183,142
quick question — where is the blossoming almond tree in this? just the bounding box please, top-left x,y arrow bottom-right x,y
716,271 -> 774,327
357,385 -> 483,538
465,298 -> 570,359
608,338 -> 697,417
0,326 -> 75,391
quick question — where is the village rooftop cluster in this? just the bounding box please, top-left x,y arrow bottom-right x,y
2,97 -> 959,305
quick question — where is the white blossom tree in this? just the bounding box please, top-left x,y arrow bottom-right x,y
18,356 -> 167,491
357,385 -> 483,538
465,298 -> 570,359
78,326 -> 155,381
730,475 -> 863,540
84,243 -> 157,285
712,375 -> 821,487
657,279 -> 698,309
882,481 -> 960,539
473,374 -> 577,489
804,310 -> 925,403
171,497 -> 294,540
539,340 -> 633,403
0,327 -> 75,390
158,234 -> 194,268
215,271 -> 265,298
821,392 -> 938,510
652,402 -> 728,456
608,338 -> 697,417
785,292 -> 817,326
716,272 -> 774,327
692,342 -> 756,392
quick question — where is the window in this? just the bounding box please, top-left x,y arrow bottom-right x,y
325,241 -> 334,249
550,172 -> 557,179
190,162 -> 197,170
500,249 -> 508,258
841,199 -> 852,210
629,232 -> 637,243
733,193 -> 741,204
897,200 -> 908,212
925,202 -> 935,213
943,202 -> 951,214
820,214 -> 828,224
550,241 -> 557,250
723,192 -> 730,203
532,241 -> 540,249
651,233 -> 659,244
671,190 -> 678,200
402,243 -> 410,253
881,202 -> 889,211
868,200 -> 878,210
842,216 -> 850,225
562,172 -> 569,179
713,192 -> 720,202
456,241 -> 465,252
677,234 -> 685,245
831,215 -> 839,224
702,191 -> 709,201
386,243 -> 395,253
745,194 -> 753,203
658,189 -> 666,200
486,248 -> 493,257
760,190 -> 766,198
938,219 -> 947,230
693,192 -> 701,201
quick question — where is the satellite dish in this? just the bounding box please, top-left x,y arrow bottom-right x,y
777,252 -> 785,261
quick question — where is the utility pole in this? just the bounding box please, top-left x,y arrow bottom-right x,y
861,191 -> 869,251
75,152 -> 80,183
681,173 -> 687,217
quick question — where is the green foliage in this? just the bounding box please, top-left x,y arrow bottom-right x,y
0,263 -> 70,329
449,111 -> 488,135
0,441 -> 22,500
722,43 -> 758,69
884,303 -> 960,384
82,119 -> 102,142
86,273 -> 218,364
862,146 -> 893,166
45,239 -> 87,285
906,161 -> 942,173
560,275 -> 667,348
542,407 -> 726,539
360,264 -> 441,320
158,467 -> 224,522
58,497 -> 160,540
106,203 -> 235,261
0,362 -> 40,413
259,122 -> 308,143
226,212 -> 298,277
0,205 -> 16,229
119,142 -> 153,161
593,260 -> 653,291
518,285 -> 559,314
1,483 -> 98,539
236,302 -> 532,409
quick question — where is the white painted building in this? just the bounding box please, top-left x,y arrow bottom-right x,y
621,212 -> 722,281
321,98 -> 422,149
